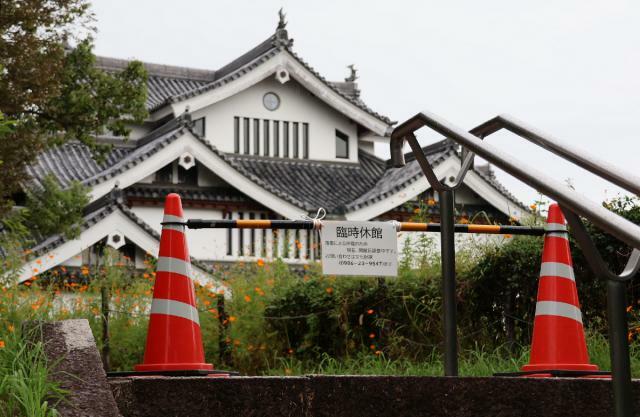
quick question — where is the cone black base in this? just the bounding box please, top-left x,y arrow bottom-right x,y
107,369 -> 239,377
495,369 -> 611,378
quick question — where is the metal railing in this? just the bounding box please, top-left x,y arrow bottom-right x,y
390,111 -> 640,417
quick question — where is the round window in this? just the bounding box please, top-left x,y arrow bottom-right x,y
263,92 -> 280,111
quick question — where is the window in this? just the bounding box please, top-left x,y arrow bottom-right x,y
263,120 -> 270,156
178,163 -> 198,185
283,121 -> 289,157
336,130 -> 349,159
226,212 -> 233,256
243,118 -> 250,154
302,123 -> 309,159
238,212 -> 244,255
193,117 -> 205,137
234,117 -> 240,153
273,121 -> 280,157
253,119 -> 260,155
293,122 -> 299,158
249,213 -> 256,256
156,162 -> 173,183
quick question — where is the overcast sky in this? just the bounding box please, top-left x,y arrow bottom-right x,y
92,0 -> 639,207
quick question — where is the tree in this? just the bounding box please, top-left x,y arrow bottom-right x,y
0,0 -> 148,214
24,174 -> 89,240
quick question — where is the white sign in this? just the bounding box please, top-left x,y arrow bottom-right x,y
321,221 -> 398,277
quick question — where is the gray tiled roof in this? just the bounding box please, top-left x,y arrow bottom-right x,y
224,151 -> 387,214
26,118 -> 523,218
95,32 -> 392,124
26,118 -> 190,189
27,143 -> 133,189
125,184 -> 252,205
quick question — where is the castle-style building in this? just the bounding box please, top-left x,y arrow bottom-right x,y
17,15 -> 525,283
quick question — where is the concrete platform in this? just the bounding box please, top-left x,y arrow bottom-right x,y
109,374 -> 640,417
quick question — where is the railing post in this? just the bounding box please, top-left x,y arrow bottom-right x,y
439,188 -> 458,376
607,279 -> 634,417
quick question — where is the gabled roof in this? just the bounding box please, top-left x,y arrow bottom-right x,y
96,29 -> 392,126
346,139 -> 526,213
21,192 -> 216,284
26,117 -> 524,219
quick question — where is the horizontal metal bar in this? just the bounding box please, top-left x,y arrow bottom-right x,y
390,111 -> 640,250
186,219 -> 544,235
187,219 -> 314,230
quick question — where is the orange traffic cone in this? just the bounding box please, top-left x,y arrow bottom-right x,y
521,203 -> 599,375
135,193 -> 213,373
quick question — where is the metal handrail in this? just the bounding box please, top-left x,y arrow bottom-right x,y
390,111 -> 640,417
391,111 -> 640,250
470,114 -> 640,196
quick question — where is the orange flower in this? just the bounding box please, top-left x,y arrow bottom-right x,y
366,309 -> 374,315
0,340 -> 5,349
257,259 -> 265,267
244,295 -> 252,302
36,259 -> 42,265
31,303 -> 40,311
375,350 -> 383,356
413,208 -> 420,214
143,273 -> 150,279
530,203 -> 537,211
368,333 -> 375,339
369,344 -> 375,350
627,306 -> 633,313
325,287 -> 333,294
427,199 -> 436,207
7,324 -> 14,333
504,234 -> 513,239
229,316 -> 237,322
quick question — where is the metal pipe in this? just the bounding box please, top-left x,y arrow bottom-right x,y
390,111 -> 640,250
439,189 -> 458,376
607,280 -> 634,417
186,219 -> 545,235
470,115 -> 640,196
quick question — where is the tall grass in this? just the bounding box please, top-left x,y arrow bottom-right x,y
0,329 -> 65,416
263,334 -> 640,378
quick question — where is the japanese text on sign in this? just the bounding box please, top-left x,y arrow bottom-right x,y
321,221 -> 398,277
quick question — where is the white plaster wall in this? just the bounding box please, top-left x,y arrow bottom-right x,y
130,206 -> 228,261
191,77 -> 359,163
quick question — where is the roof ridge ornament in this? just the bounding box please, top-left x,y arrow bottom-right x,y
277,8 -> 287,30
345,64 -> 358,82
274,8 -> 293,48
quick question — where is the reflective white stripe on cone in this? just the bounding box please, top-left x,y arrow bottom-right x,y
150,298 -> 200,325
535,300 -> 583,324
156,256 -> 191,278
539,262 -> 575,281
